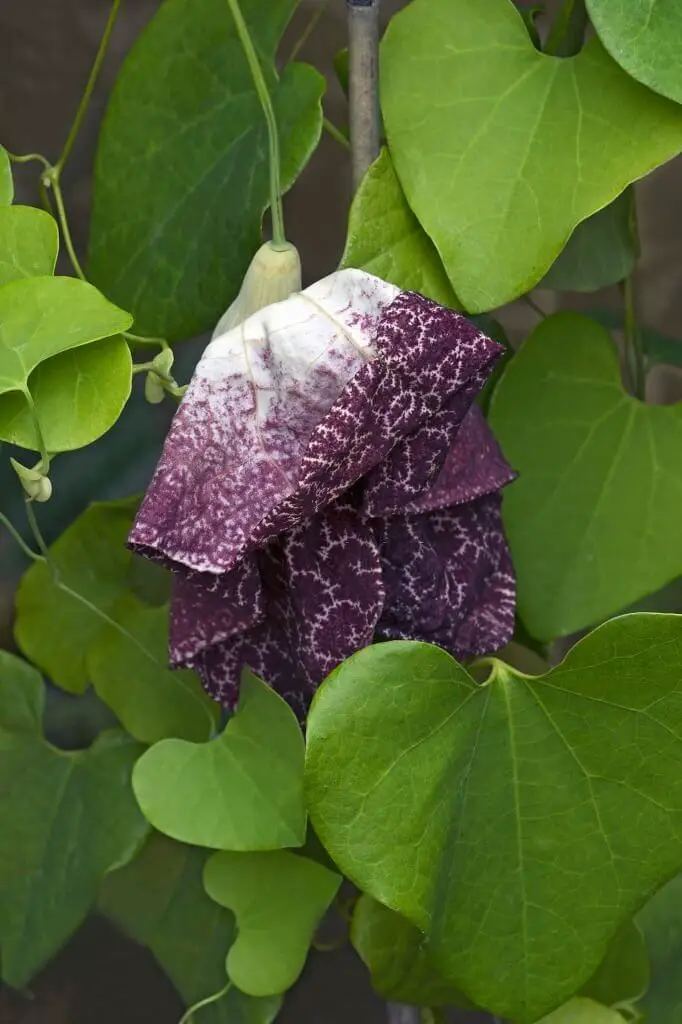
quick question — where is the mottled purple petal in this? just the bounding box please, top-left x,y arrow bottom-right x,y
375,493 -> 515,658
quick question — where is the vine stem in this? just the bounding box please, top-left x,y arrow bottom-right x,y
544,0 -> 588,57
225,0 -> 286,248
347,0 -> 380,190
55,0 -> 122,175
324,117 -> 351,150
623,273 -> 646,400
49,178 -> 87,280
0,512 -> 45,563
177,982 -> 233,1024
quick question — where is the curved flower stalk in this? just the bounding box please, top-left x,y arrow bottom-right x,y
129,269 -> 516,713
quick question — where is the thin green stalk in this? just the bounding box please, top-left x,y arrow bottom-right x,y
225,0 -> 286,247
0,511 -> 45,562
324,116 -> 351,150
49,178 -> 87,280
522,294 -> 547,320
7,150 -> 52,172
55,0 -> 122,174
288,0 -> 329,62
623,273 -> 646,400
545,0 -> 588,57
124,331 -> 169,350
21,388 -> 50,469
24,499 -> 51,561
178,982 -> 234,1024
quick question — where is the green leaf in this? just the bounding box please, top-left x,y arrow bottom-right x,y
637,873 -> 682,1023
87,598 -> 218,745
581,922 -> 649,1007
89,0 -> 324,342
0,146 -> 13,205
351,895 -> 474,1009
133,670 -> 306,850
100,833 -> 281,1024
380,0 -> 682,312
204,849 -> 340,996
589,308 -> 682,371
0,335 -> 132,453
0,652 -> 147,988
541,191 -> 637,292
341,148 -> 458,308
0,206 -> 59,286
488,311 -> 682,639
538,999 -> 627,1024
586,0 -> 682,104
15,499 -> 139,693
306,617 -> 682,1022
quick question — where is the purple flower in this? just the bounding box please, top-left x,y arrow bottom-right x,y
129,270 -> 516,712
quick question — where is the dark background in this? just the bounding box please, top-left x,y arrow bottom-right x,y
1,0 -> 681,1021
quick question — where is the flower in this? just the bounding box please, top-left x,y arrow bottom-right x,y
129,269 -> 516,712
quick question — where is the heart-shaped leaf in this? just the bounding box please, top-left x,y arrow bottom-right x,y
636,872 -> 682,1023
586,0 -> 682,104
539,1000 -> 627,1024
306,617 -> 682,1022
541,191 -> 637,293
100,833 -> 281,1024
341,148 -> 458,308
0,652 -> 147,987
204,849 -> 340,996
0,206 -> 58,287
15,499 -> 140,693
87,598 -> 219,745
380,0 -> 682,312
133,670 -> 306,850
0,147 -> 12,205
89,0 -> 323,341
488,311 -> 682,639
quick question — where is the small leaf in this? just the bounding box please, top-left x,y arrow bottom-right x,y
351,895 -> 474,1008
133,670 -> 306,850
0,206 -> 59,286
637,872 -> 682,1023
0,652 -> 147,987
381,0 -> 682,312
204,849 -> 340,996
0,336 -> 132,453
488,311 -> 682,639
89,0 -> 324,341
341,148 -> 458,308
538,999 -> 627,1024
87,598 -> 218,745
306,617 -> 682,1022
0,146 -> 13,205
541,191 -> 637,292
586,0 -> 682,104
100,833 -> 281,1024
15,499 -> 139,693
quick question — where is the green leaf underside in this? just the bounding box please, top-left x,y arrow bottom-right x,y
0,651 -> 147,988
306,618 -> 682,1022
100,833 -> 281,1024
0,147 -> 13,205
0,206 -> 59,287
0,336 -> 132,453
541,191 -> 637,292
380,0 -> 682,312
204,850 -> 341,996
341,148 -> 458,308
488,311 -> 682,639
14,499 -> 139,693
133,670 -> 306,851
88,0 -> 323,342
587,0 -> 682,104
638,870 -> 682,1021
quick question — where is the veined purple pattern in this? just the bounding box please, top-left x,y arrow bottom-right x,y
129,269 -> 517,712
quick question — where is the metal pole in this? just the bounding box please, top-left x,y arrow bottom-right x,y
347,0 -> 380,191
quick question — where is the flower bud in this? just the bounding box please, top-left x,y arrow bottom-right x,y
144,372 -> 166,404
10,457 -> 53,502
212,242 -> 302,339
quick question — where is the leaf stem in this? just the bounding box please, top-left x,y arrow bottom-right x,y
225,0 -> 286,248
124,331 -> 169,350
623,273 -> 646,400
178,982 -> 234,1024
0,511 -> 45,563
21,387 -> 50,468
24,499 -> 51,561
288,0 -> 330,62
55,0 -> 122,175
522,294 -> 547,320
544,0 -> 588,57
48,176 -> 87,281
7,150 -> 52,172
324,116 -> 351,150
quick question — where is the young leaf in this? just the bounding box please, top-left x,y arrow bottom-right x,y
15,499 -> 139,693
87,598 -> 219,745
380,0 -> 682,312
0,206 -> 59,287
488,311 -> 682,640
100,833 -> 281,1024
89,0 -> 324,342
586,0 -> 682,104
0,652 -> 147,988
351,895 -> 474,1009
636,872 -> 682,1022
204,849 -> 340,996
132,670 -> 306,850
341,148 -> 459,308
306,616 -> 682,1023
0,146 -> 13,205
541,191 -> 637,293
538,999 -> 627,1024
